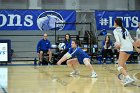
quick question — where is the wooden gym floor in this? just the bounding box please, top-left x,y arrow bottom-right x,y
0,62 -> 140,93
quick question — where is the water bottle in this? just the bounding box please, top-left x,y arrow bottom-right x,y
92,47 -> 95,53
34,57 -> 37,66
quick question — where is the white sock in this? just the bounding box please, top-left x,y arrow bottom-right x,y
92,71 -> 96,74
125,75 -> 130,79
74,69 -> 79,72
122,75 -> 125,80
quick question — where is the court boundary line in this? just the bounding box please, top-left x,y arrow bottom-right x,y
133,72 -> 140,81
33,65 -> 69,86
118,69 -> 140,87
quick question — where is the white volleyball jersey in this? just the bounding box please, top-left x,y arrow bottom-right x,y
113,27 -> 134,51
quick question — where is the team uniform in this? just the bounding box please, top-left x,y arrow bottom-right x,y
113,27 -> 135,86
68,47 -> 90,64
64,47 -> 97,78
113,27 -> 134,54
64,39 -> 72,50
37,39 -> 51,53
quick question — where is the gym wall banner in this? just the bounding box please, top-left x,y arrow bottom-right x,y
0,43 -> 8,61
95,10 -> 140,30
0,40 -> 11,62
0,10 -> 76,31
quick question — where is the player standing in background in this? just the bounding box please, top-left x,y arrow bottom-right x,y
113,18 -> 140,86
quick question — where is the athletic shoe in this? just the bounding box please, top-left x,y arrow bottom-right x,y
103,58 -> 106,64
70,70 -> 80,75
123,77 -> 135,87
38,61 -> 42,66
48,61 -> 53,65
91,72 -> 98,78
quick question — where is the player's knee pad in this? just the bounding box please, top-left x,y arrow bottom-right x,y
117,66 -> 123,72
40,51 -> 43,54
83,58 -> 91,66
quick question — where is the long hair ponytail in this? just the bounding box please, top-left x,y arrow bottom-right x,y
115,18 -> 126,39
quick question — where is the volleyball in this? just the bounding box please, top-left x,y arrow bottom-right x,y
58,43 -> 66,50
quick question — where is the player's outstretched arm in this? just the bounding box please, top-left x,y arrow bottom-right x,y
57,52 -> 72,65
57,56 -> 67,65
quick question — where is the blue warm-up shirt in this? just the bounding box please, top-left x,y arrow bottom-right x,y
64,39 -> 72,49
68,47 -> 90,64
101,40 -> 113,50
37,39 -> 51,53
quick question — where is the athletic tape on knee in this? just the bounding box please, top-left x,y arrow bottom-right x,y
64,52 -> 72,59
83,58 -> 90,66
117,66 -> 123,72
